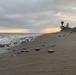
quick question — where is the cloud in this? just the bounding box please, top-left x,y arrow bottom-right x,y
0,0 -> 76,33
41,27 -> 60,33
0,29 -> 30,33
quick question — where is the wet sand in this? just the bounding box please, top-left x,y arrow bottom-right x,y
0,32 -> 76,75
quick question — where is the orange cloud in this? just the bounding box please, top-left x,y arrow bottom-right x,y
41,28 -> 60,33
0,29 -> 30,33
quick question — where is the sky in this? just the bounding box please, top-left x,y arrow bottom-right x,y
0,0 -> 76,33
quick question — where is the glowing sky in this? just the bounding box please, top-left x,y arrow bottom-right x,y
0,0 -> 76,33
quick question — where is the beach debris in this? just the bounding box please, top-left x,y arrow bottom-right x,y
51,45 -> 56,47
48,49 -> 54,53
42,44 -> 45,47
6,44 -> 10,47
13,50 -> 16,52
63,34 -> 65,36
7,48 -> 10,50
0,44 -> 5,47
52,33 -> 55,34
23,48 -> 26,50
13,54 -> 16,57
21,41 -> 26,43
26,51 -> 29,53
70,32 -> 73,34
26,39 -> 29,42
35,47 -> 41,51
73,27 -> 76,32
17,52 -> 21,54
14,42 -> 18,44
21,50 -> 25,53
58,35 -> 61,37
16,50 -> 28,54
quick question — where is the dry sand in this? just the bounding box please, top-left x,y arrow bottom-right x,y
0,32 -> 76,75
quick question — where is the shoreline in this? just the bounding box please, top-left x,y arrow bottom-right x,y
0,33 -> 42,54
0,32 -> 76,75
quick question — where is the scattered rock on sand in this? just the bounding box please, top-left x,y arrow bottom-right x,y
63,35 -> 65,36
21,50 -> 25,53
21,41 -> 26,43
42,44 -> 45,47
6,44 -> 10,47
0,44 -> 5,47
70,32 -> 73,34
13,54 -> 16,57
23,48 -> 26,50
13,50 -> 16,52
58,35 -> 61,37
17,52 -> 21,54
7,48 -> 10,50
25,51 -> 29,53
14,42 -> 17,44
35,47 -> 41,51
51,45 -> 56,47
48,49 -> 54,53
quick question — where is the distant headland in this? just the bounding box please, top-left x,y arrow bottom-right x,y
60,21 -> 76,32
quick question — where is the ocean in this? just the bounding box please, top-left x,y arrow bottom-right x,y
0,33 -> 42,54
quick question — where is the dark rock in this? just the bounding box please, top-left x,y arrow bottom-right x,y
70,32 -> 73,33
5,44 -> 10,47
26,39 -> 29,42
7,48 -> 10,50
17,52 -> 21,54
26,51 -> 29,53
21,51 -> 25,53
14,42 -> 17,44
51,45 -> 56,47
42,45 -> 45,47
48,49 -> 54,53
13,50 -> 16,52
35,47 -> 41,51
58,35 -> 61,37
0,44 -> 5,47
73,27 -> 76,32
21,41 -> 26,43
23,48 -> 26,50
63,35 -> 65,36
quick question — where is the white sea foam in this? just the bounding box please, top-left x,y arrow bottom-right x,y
0,33 -> 42,54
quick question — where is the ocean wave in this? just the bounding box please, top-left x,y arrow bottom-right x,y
0,33 -> 42,53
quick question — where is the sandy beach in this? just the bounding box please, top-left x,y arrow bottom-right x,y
0,31 -> 76,75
